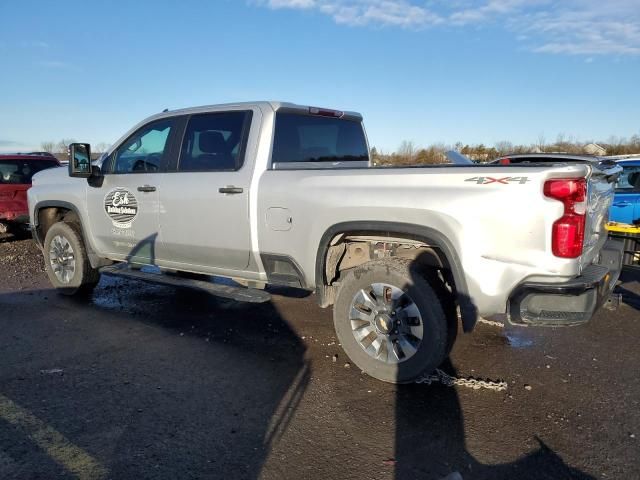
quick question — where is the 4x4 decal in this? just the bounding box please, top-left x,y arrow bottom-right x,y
465,176 -> 530,185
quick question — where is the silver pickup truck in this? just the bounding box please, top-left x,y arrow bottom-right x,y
27,101 -> 623,383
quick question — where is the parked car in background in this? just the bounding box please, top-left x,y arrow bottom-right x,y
606,158 -> 640,269
0,153 -> 61,234
610,158 -> 640,225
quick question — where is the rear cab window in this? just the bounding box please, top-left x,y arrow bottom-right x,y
271,112 -> 369,168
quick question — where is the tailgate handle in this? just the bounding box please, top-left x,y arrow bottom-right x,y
219,186 -> 243,194
137,185 -> 156,192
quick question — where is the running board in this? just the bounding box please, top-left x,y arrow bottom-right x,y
100,265 -> 271,303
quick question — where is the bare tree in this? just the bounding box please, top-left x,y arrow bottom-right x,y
94,142 -> 110,154
536,133 -> 546,153
55,138 -> 76,154
494,141 -> 514,155
397,140 -> 417,163
40,141 -> 55,153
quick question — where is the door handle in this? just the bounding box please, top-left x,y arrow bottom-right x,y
137,185 -> 156,192
218,186 -> 243,194
613,201 -> 631,207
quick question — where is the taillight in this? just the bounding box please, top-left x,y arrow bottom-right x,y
544,178 -> 587,258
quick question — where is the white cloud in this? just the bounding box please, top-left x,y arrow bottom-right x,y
259,0 -> 443,28
254,0 -> 640,56
267,0 -> 316,8
514,5 -> 640,56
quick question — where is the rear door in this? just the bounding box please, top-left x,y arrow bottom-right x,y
85,117 -> 180,264
157,108 -> 257,274
611,162 -> 640,224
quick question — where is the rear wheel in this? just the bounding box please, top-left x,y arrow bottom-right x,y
333,258 -> 449,384
43,222 -> 100,295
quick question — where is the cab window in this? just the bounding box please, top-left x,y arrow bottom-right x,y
178,111 -> 252,172
112,119 -> 175,174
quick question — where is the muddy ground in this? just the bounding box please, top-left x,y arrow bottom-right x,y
0,233 -> 639,479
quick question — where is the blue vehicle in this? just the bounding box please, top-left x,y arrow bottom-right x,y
610,158 -> 640,225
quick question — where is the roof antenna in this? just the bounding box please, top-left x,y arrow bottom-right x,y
162,108 -> 169,112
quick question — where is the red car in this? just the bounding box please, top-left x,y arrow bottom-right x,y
0,153 -> 61,234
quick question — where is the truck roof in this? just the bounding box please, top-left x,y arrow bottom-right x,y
148,101 -> 363,123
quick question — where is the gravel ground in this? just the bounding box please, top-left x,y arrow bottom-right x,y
0,233 -> 639,480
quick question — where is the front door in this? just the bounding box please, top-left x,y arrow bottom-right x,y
157,109 -> 256,274
86,118 -> 178,264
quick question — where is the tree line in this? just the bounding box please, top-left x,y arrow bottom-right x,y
39,139 -> 110,155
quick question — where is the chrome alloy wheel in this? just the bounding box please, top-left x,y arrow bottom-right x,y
49,235 -> 76,284
349,282 -> 424,364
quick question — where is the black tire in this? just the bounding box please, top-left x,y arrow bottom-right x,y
43,222 -> 100,295
333,258 -> 448,384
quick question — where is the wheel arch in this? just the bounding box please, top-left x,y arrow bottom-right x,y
315,221 -> 478,332
33,200 -> 111,269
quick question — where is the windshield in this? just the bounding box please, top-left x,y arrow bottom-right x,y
0,159 -> 59,184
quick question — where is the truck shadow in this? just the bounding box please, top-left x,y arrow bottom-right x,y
391,264 -> 597,480
0,281 -> 310,479
393,375 -> 596,479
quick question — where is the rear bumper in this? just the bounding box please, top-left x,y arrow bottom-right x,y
508,239 -> 623,326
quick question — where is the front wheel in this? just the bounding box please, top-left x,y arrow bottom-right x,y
43,222 -> 100,295
333,259 -> 448,384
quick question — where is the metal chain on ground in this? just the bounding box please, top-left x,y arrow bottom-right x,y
477,317 -> 505,328
416,368 -> 508,392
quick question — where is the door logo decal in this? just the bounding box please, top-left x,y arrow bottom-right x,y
104,188 -> 139,228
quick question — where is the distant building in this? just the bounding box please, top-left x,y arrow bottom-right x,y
584,143 -> 607,156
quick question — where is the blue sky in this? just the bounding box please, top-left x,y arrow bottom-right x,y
0,0 -> 638,153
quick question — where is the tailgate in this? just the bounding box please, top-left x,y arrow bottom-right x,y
581,162 -> 621,268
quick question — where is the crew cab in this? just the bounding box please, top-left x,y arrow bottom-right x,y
28,102 -> 623,383
0,153 -> 60,234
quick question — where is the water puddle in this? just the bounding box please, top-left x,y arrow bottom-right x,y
504,332 -> 535,348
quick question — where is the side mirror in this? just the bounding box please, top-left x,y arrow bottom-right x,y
69,143 -> 92,178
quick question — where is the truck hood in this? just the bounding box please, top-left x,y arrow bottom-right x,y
31,165 -> 70,186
